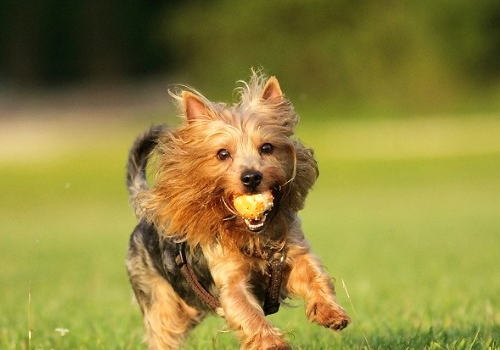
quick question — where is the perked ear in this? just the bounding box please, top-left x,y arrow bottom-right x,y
182,91 -> 210,123
261,76 -> 283,101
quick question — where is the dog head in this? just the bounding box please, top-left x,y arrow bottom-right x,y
141,72 -> 318,247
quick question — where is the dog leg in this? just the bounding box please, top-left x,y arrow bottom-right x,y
285,242 -> 350,331
127,240 -> 202,349
142,275 -> 202,349
206,249 -> 291,350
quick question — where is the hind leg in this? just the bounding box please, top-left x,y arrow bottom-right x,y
127,239 -> 203,349
142,275 -> 201,349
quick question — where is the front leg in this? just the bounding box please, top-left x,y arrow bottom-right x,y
205,247 -> 291,350
285,241 -> 350,331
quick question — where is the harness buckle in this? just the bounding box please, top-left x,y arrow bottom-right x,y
175,242 -> 188,267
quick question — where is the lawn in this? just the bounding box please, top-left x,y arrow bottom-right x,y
1,113 -> 499,349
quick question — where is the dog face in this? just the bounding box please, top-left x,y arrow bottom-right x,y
178,77 -> 296,232
141,74 -> 317,247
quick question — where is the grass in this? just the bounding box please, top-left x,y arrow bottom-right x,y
1,112 -> 499,349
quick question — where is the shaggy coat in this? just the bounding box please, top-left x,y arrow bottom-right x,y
126,72 -> 350,350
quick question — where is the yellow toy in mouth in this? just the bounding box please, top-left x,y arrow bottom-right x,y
233,191 -> 274,231
233,191 -> 274,219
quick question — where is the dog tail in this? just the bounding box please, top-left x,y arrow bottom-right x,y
126,124 -> 166,212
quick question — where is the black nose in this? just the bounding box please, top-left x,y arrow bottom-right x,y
241,170 -> 263,189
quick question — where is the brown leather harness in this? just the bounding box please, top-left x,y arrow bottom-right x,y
175,242 -> 286,315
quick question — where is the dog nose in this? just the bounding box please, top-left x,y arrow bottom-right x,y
241,170 -> 263,189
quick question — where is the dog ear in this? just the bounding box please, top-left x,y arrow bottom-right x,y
261,76 -> 283,101
182,91 -> 210,123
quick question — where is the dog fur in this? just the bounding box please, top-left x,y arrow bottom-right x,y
126,71 -> 350,350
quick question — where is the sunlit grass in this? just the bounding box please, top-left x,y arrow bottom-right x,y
1,114 -> 499,349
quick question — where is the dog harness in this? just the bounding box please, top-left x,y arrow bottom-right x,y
175,242 -> 286,315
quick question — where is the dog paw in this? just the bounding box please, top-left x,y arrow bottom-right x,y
307,302 -> 350,331
264,345 -> 291,350
262,340 -> 291,350
244,333 -> 291,350
260,334 -> 291,350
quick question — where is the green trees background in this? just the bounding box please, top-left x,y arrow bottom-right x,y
1,0 -> 499,112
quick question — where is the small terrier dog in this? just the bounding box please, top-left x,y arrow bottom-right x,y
126,72 -> 350,350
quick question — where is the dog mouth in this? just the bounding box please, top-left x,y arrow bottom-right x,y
233,185 -> 281,233
223,186 -> 281,233
243,207 -> 273,232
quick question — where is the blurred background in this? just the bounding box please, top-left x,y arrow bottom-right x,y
1,1 -> 499,349
1,0 -> 500,112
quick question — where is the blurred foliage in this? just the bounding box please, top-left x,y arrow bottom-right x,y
162,0 -> 500,111
0,0 -> 169,83
0,0 -> 499,112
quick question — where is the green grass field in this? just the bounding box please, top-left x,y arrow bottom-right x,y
1,113 -> 499,349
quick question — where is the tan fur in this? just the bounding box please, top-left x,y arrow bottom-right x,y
136,72 -> 303,251
285,227 -> 351,330
203,245 -> 288,349
127,236 -> 203,349
129,71 -> 349,349
144,276 -> 201,350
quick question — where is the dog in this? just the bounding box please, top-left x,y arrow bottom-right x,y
126,72 -> 350,350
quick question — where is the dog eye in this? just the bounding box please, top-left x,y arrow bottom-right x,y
217,149 -> 231,160
260,143 -> 273,154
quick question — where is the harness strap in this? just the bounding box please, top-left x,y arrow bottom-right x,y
175,243 -> 221,311
263,252 -> 285,315
176,242 -> 285,316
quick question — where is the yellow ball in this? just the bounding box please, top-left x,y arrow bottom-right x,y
233,191 -> 274,220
